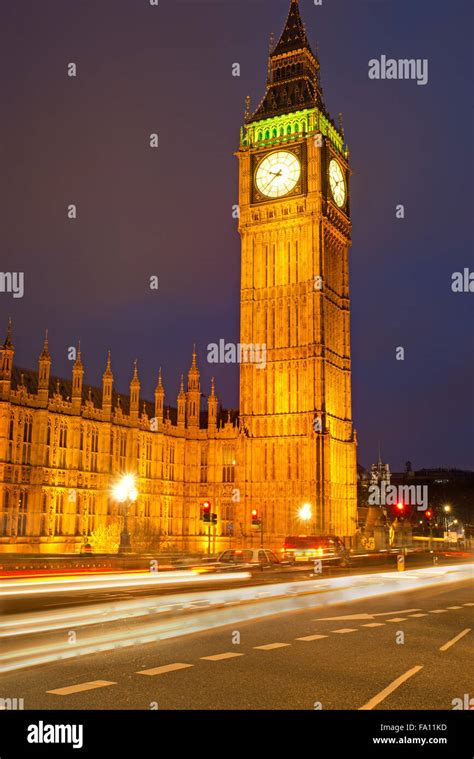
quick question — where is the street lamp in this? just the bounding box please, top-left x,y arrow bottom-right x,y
113,474 -> 138,553
443,504 -> 452,533
298,502 -> 316,534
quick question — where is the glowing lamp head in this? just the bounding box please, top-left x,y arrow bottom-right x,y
299,503 -> 312,521
113,474 -> 137,503
396,502 -> 405,512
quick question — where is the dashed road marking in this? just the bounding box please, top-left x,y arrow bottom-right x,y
439,628 -> 471,652
201,652 -> 244,661
446,606 -> 462,610
296,634 -> 328,641
254,643 -> 291,651
362,623 -> 385,628
430,609 -> 448,614
359,666 -> 423,710
331,628 -> 357,634
409,613 -> 428,618
386,617 -> 407,623
463,603 -> 474,607
47,680 -> 116,696
137,663 -> 193,676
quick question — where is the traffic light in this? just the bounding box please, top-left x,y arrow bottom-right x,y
396,502 -> 405,513
201,501 -> 211,523
251,508 -> 261,527
425,509 -> 433,520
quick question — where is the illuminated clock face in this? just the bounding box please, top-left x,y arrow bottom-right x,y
255,151 -> 301,198
329,159 -> 346,207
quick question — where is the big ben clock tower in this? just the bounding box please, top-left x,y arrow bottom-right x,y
237,0 -> 357,541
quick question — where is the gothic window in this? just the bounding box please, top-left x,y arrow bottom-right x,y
22,416 -> 32,465
91,428 -> 99,472
287,125 -> 292,135
40,492 -> 48,536
257,131 -> 262,142
222,447 -> 235,483
145,439 -> 152,479
59,426 -> 67,468
55,493 -> 65,535
200,445 -> 208,483
119,432 -> 127,469
17,491 -> 28,536
1,489 -> 10,536
264,129 -> 270,140
7,416 -> 14,463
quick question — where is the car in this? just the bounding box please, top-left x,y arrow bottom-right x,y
282,535 -> 351,567
214,548 -> 292,572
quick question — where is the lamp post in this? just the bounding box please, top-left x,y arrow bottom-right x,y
443,504 -> 451,535
114,474 -> 138,554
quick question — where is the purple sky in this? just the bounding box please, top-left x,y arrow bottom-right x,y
0,0 -> 473,471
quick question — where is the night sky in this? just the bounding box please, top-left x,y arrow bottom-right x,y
0,0 -> 472,471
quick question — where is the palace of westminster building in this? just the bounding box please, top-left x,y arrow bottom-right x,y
0,1 -> 357,554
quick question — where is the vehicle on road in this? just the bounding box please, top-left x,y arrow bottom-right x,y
214,548 -> 294,572
282,535 -> 351,567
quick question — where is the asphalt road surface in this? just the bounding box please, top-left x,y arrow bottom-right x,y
2,578 -> 472,710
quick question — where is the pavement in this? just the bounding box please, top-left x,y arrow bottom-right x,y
1,578 -> 472,711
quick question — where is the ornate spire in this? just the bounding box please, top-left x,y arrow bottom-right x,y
3,318 -> 13,349
103,350 -> 112,376
156,367 -> 163,391
74,341 -> 83,368
247,0 -> 325,123
272,0 -> 311,57
40,329 -> 50,359
131,358 -> 140,384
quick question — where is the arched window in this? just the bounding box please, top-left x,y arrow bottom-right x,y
264,129 -> 270,140
287,124 -> 292,135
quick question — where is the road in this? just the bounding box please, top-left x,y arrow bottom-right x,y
2,550 -> 470,615
1,577 -> 472,710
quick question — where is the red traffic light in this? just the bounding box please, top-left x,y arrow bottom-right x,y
202,501 -> 211,512
251,508 -> 258,518
396,502 -> 405,512
425,509 -> 433,519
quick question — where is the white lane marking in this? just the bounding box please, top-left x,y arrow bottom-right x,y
313,609 -> 420,622
386,617 -> 407,623
430,609 -> 448,614
47,680 -> 116,696
296,634 -> 328,641
439,628 -> 471,652
409,613 -> 428,617
254,643 -> 291,650
137,663 -> 193,676
201,652 -> 244,661
446,606 -> 462,610
362,623 -> 385,628
331,628 -> 357,634
463,603 -> 474,606
359,666 -> 423,710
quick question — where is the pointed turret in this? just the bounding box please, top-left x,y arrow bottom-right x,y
154,368 -> 165,423
129,359 -> 140,421
71,342 -> 84,412
177,375 -> 186,428
102,351 -> 113,419
248,0 -> 325,123
207,377 -> 218,431
0,319 -> 14,400
186,346 -> 201,428
38,330 -> 51,406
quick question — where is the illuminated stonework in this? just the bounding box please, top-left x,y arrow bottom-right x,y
0,0 -> 357,554
237,0 -> 357,539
